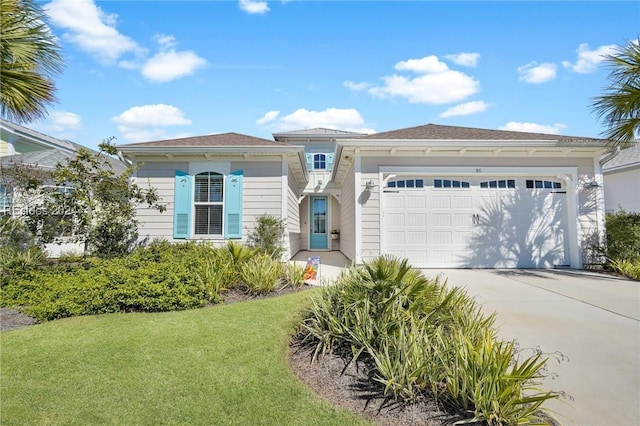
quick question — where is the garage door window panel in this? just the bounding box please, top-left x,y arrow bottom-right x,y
434,179 -> 469,189
387,179 -> 424,189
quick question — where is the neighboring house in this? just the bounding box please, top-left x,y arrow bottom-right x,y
1,119 -> 126,256
602,143 -> 640,213
118,123 -> 610,269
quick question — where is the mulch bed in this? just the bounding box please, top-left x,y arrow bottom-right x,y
289,339 -> 466,426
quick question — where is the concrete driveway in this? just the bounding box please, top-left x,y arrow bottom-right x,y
425,269 -> 639,426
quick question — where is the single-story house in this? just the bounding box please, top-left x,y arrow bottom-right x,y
1,119 -> 126,256
118,124 -> 610,269
602,143 -> 640,213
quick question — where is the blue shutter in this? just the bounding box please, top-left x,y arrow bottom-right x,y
306,153 -> 313,170
173,170 -> 192,239
224,170 -> 243,239
327,153 -> 334,171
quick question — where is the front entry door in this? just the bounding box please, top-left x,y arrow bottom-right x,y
310,196 -> 328,250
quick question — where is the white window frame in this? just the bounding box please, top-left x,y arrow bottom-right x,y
193,172 -> 224,236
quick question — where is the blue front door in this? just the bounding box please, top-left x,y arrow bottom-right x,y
310,196 -> 328,250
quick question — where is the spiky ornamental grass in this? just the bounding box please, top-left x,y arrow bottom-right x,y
299,255 -> 559,426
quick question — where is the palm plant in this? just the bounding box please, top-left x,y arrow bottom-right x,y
0,0 -> 64,123
591,38 -> 640,147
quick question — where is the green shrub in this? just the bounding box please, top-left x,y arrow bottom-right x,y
298,255 -> 559,425
0,241 -> 233,321
284,261 -> 306,288
610,258 -> 640,280
0,245 -> 47,275
247,214 -> 286,259
606,210 -> 640,262
240,254 -> 284,295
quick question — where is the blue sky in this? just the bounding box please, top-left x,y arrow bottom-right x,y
30,0 -> 640,149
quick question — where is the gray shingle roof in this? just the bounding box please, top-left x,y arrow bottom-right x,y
0,118 -> 76,152
359,123 -> 604,142
119,132 -> 290,148
602,143 -> 640,171
1,148 -> 127,175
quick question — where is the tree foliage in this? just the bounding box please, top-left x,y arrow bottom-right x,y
0,139 -> 166,258
592,38 -> 640,147
0,0 -> 64,123
47,138 -> 166,257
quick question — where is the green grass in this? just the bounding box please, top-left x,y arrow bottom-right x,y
0,290 -> 369,426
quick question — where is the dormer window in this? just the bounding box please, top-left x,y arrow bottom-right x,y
313,153 -> 327,170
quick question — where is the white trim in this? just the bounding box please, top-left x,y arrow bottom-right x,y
189,161 -> 230,176
593,156 -> 607,249
281,158 -> 289,259
354,152 -> 362,264
377,165 -> 581,268
378,169 -> 385,262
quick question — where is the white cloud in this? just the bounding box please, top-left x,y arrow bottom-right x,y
346,55 -> 480,105
45,0 -> 206,82
499,121 -> 567,134
256,108 -> 375,133
394,56 -> 449,74
343,81 -> 371,91
48,110 -> 82,131
445,52 -> 480,67
154,34 -> 176,49
562,43 -> 616,74
439,101 -> 490,118
45,0 -> 144,63
112,104 -> 192,142
518,62 -> 557,84
31,110 -> 83,139
256,110 -> 280,125
141,50 -> 207,82
239,0 -> 270,14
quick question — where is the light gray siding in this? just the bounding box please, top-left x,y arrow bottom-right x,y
134,159 -> 286,243
232,161 -> 282,236
339,161 -> 356,261
134,161 -> 188,242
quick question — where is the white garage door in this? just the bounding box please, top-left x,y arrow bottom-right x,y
382,177 -> 569,268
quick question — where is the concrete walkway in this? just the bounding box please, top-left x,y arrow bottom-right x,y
291,251 -> 353,285
425,269 -> 640,426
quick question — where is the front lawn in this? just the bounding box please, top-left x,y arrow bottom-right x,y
0,290 -> 368,426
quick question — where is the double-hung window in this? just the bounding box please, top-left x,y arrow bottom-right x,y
194,172 -> 224,235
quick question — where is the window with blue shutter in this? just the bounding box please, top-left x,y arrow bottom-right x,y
305,153 -> 313,170
327,153 -> 334,171
173,170 -> 192,239
224,170 -> 243,239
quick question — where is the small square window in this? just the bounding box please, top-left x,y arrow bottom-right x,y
498,180 -> 506,188
489,181 -> 497,188
535,180 -> 543,188
453,180 -> 461,188
406,180 -> 415,188
507,180 -> 515,188
397,180 -> 405,188
554,182 -> 561,189
388,181 -> 396,188
462,181 -> 470,188
434,179 -> 442,188
443,179 -> 452,188
526,180 -> 534,189
544,181 -> 552,188
416,179 -> 424,188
